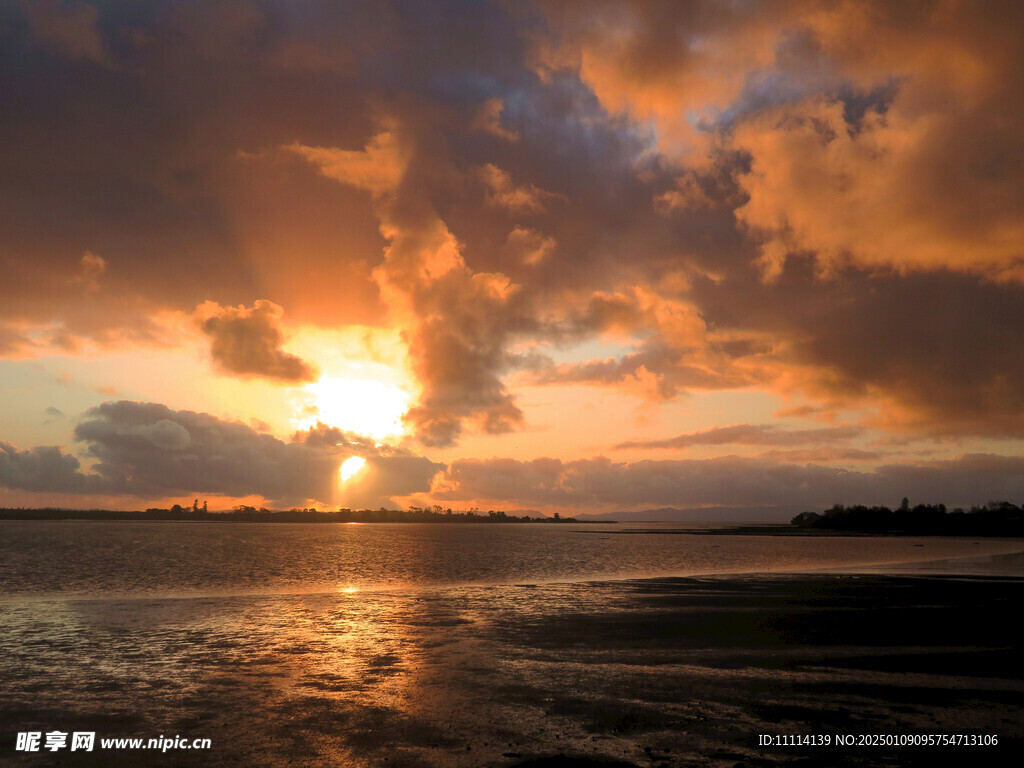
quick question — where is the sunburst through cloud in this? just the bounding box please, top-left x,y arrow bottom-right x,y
338,455 -> 367,483
303,377 -> 410,441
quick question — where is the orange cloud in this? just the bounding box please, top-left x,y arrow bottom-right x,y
470,98 -> 520,142
526,287 -> 772,400
74,251 -> 106,291
504,227 -> 556,266
292,127 -> 529,447
538,1 -> 1024,281
532,0 -> 791,154
476,163 -> 564,214
734,96 -> 1024,281
284,130 -> 408,199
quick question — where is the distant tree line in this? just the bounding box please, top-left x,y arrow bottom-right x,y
0,504 -> 576,524
792,498 -> 1024,536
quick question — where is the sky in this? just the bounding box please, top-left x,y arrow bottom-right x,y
2,0 -> 1024,518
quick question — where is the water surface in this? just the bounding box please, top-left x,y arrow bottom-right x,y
4,522 -> 1024,767
3,521 -> 1023,598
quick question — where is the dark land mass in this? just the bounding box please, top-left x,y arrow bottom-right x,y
3,570 -> 1023,766
791,501 -> 1024,537
0,507 -> 581,524
6,499 -> 1024,536
575,501 -> 1024,538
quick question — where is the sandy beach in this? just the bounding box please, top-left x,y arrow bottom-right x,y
4,554 -> 1024,767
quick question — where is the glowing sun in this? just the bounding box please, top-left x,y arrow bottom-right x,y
339,456 -> 367,482
305,376 -> 410,439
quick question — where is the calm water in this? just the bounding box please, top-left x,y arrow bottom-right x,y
2,521 -> 1023,598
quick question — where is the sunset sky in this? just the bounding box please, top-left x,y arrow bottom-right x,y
2,0 -> 1024,517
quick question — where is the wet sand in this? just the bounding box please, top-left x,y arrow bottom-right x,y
3,565 -> 1024,767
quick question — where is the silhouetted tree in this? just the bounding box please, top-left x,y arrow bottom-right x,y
792,511 -> 822,526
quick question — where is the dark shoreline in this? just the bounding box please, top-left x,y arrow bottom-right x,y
0,508 -> 593,524
5,514 -> 1021,540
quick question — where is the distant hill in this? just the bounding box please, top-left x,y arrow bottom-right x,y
573,506 -> 802,523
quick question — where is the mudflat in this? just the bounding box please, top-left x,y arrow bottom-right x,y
3,571 -> 1023,767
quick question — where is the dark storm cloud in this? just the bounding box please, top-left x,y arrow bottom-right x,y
616,424 -> 863,450
691,268 -> 1024,437
435,454 -> 1024,511
73,402 -> 340,503
0,0 -> 747,438
0,0 -> 388,337
789,273 -> 1024,436
0,0 -> 679,445
0,402 -> 442,507
18,0 -> 106,63
4,0 -> 1024,451
0,441 -> 105,494
197,300 -> 317,382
